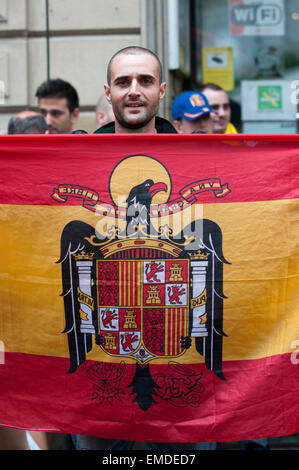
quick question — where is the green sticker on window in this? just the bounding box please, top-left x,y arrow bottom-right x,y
258,85 -> 282,110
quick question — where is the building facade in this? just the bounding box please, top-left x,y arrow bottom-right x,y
0,0 -> 178,133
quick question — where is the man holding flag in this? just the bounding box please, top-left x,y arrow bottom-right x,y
1,46 -> 299,452
71,46 -> 208,451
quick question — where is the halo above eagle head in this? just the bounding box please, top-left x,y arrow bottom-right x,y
109,155 -> 172,207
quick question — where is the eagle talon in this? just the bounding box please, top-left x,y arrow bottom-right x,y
179,336 -> 192,349
96,334 -> 105,345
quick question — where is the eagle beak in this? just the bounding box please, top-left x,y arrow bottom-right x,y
149,182 -> 167,197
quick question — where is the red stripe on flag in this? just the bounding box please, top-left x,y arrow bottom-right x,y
135,261 -> 139,306
121,262 -> 124,304
1,351 -> 299,442
167,309 -> 171,356
125,261 -> 129,306
0,135 -> 299,206
129,261 -> 133,306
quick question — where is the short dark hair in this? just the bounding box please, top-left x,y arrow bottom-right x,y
107,46 -> 163,85
8,115 -> 48,134
35,78 -> 79,113
199,83 -> 224,93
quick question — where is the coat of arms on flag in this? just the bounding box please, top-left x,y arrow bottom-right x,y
58,154 -> 229,410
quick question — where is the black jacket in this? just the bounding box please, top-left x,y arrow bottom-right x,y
93,116 -> 177,134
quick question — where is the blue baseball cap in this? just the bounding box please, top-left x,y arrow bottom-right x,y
172,91 -> 213,121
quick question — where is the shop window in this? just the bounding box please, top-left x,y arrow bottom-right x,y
191,0 -> 299,133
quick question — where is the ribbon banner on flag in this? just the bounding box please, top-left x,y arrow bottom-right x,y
0,134 -> 298,443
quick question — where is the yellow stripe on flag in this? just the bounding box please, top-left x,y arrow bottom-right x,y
0,199 -> 298,364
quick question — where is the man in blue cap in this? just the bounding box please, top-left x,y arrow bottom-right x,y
171,91 -> 213,134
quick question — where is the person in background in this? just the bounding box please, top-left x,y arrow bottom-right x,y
8,112 -> 48,134
35,78 -> 80,134
11,110 -> 41,120
95,93 -> 115,128
171,91 -> 213,134
199,83 -> 238,134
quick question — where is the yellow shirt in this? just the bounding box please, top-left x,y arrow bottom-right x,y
225,122 -> 238,134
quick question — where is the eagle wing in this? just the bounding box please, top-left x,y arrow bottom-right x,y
195,219 -> 229,380
181,218 -> 229,380
57,220 -> 96,373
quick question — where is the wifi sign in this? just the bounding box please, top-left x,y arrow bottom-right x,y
230,1 -> 284,36
231,4 -> 281,26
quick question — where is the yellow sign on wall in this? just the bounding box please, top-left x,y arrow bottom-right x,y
202,47 -> 234,91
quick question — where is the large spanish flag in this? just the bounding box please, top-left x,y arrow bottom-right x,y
0,133 -> 299,443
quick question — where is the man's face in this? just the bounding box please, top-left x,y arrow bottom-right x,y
173,114 -> 213,134
202,89 -> 231,134
38,97 -> 79,134
104,53 -> 166,133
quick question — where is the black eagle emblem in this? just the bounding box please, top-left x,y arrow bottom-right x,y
58,179 -> 229,410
